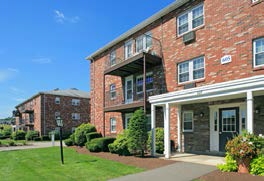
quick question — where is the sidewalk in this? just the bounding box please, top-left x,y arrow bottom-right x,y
109,162 -> 217,181
0,141 -> 63,151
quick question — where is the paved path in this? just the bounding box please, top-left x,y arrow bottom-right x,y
0,141 -> 63,151
109,162 -> 216,181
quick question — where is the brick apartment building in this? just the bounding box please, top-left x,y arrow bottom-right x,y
14,88 -> 90,136
86,0 -> 264,158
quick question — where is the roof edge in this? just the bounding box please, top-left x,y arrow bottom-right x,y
86,0 -> 190,61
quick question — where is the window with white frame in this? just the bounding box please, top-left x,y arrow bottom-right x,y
110,84 -> 116,100
55,97 -> 60,104
177,3 -> 204,35
55,111 -> 60,119
110,117 -> 116,133
136,72 -> 154,94
183,111 -> 193,132
178,56 -> 204,83
136,32 -> 152,53
72,113 -> 80,120
252,0 -> 260,3
124,40 -> 133,59
253,38 -> 264,67
109,50 -> 116,66
72,99 -> 80,106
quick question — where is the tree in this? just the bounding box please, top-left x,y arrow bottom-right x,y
127,108 -> 148,157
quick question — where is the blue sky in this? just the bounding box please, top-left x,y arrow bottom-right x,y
0,0 -> 174,118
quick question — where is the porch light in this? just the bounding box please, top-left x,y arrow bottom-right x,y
199,112 -> 204,117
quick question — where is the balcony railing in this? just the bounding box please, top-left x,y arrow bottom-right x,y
104,35 -> 163,76
105,87 -> 166,111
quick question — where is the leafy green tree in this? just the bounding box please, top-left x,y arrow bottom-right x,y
127,108 -> 148,157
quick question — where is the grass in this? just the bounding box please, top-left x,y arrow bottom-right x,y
0,147 -> 144,181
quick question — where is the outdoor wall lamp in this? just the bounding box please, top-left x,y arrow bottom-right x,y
200,112 -> 204,117
55,116 -> 64,164
255,107 -> 260,114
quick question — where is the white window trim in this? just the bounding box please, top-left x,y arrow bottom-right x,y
177,3 -> 204,36
72,113 -> 80,120
110,84 -> 116,100
124,39 -> 134,59
72,99 -> 80,106
135,32 -> 152,53
178,56 -> 205,84
110,117 -> 117,133
55,97 -> 60,104
109,50 -> 116,66
253,37 -> 264,68
183,111 -> 194,132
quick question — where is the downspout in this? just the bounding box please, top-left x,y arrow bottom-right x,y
143,54 -> 146,113
43,94 -> 46,135
103,74 -> 106,137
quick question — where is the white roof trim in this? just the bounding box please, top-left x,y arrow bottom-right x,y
86,0 -> 190,60
149,75 -> 264,105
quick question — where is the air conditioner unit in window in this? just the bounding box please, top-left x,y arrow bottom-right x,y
252,0 -> 259,3
183,31 -> 196,44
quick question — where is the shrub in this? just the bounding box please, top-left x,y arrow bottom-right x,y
25,131 -> 39,141
147,127 -> 164,154
86,137 -> 115,152
41,135 -> 50,141
12,130 -> 26,140
217,153 -> 237,172
127,109 -> 148,157
74,123 -> 96,146
0,125 -> 12,139
8,140 -> 15,146
64,138 -> 74,146
86,132 -> 102,142
108,130 -> 131,156
33,137 -> 41,141
250,155 -> 264,176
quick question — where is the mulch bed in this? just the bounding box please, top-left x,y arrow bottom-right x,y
72,146 -> 264,180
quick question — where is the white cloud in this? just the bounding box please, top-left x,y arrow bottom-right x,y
54,10 -> 80,24
32,58 -> 52,64
12,98 -> 26,102
0,68 -> 19,82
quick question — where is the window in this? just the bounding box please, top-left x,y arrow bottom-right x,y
178,56 -> 204,83
253,38 -> 264,67
136,72 -> 154,94
110,118 -> 116,133
55,97 -> 60,104
109,50 -> 116,66
252,0 -> 260,3
110,84 -> 116,99
72,99 -> 80,106
136,32 -> 152,53
55,111 -> 60,119
72,113 -> 80,120
183,111 -> 193,132
125,40 -> 133,59
177,3 -> 204,35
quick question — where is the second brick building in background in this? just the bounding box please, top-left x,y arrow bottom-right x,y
14,88 -> 90,136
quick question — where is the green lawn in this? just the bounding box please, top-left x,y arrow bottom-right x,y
0,147 -> 144,181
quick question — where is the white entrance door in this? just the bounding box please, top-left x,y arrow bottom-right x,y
125,76 -> 133,103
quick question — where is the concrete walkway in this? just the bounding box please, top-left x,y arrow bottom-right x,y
0,141 -> 63,151
109,162 -> 217,181
109,154 -> 224,181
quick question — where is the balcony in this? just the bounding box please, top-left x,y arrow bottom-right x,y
104,87 -> 166,113
104,36 -> 162,77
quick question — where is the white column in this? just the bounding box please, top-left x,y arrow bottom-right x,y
247,91 -> 254,133
177,105 -> 182,152
151,104 -> 156,156
164,103 -> 170,159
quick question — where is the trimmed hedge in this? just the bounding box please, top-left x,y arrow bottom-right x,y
64,138 -> 74,146
41,135 -> 50,141
11,130 -> 26,140
74,123 -> 96,146
108,130 -> 131,156
86,137 -> 116,152
147,127 -> 164,154
25,131 -> 39,141
86,132 -> 102,142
